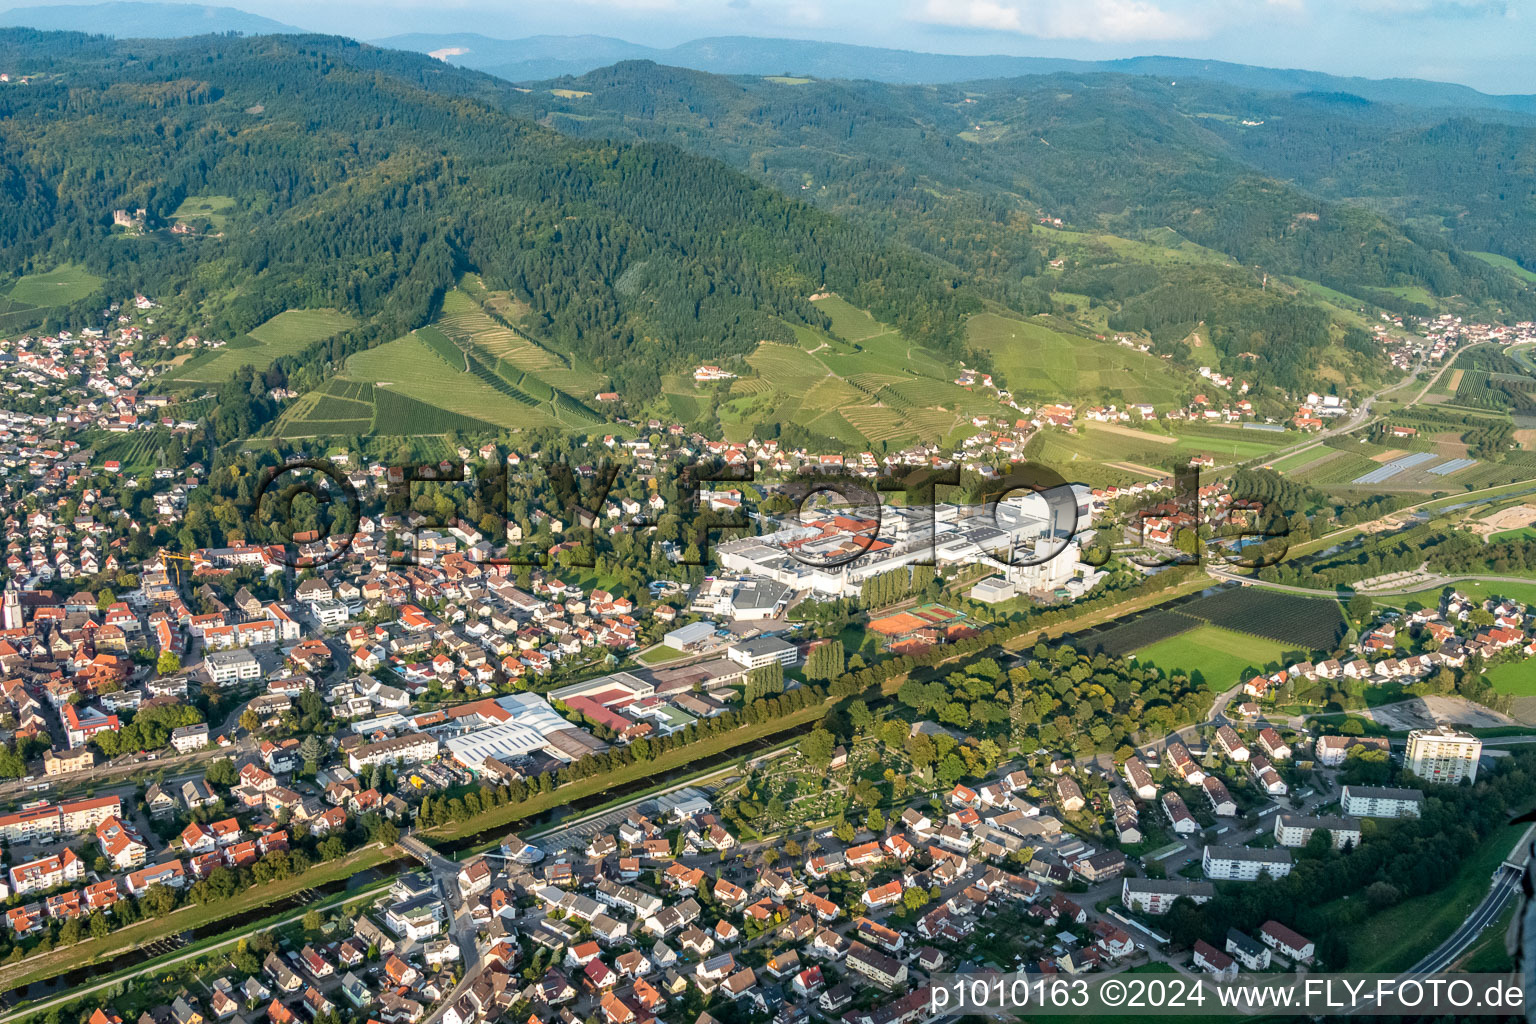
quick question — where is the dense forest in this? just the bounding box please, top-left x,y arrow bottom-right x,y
0,30 -> 978,397
1187,86 -> 1536,271
4,31 -> 1535,410
507,62 -> 1536,314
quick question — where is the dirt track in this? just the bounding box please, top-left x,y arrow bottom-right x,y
1093,421 -> 1177,445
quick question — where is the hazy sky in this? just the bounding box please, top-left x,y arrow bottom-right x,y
236,0 -> 1531,92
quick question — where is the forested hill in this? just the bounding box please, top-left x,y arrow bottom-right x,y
504,62 -> 1536,319
0,30 -> 977,396
378,32 -> 1536,116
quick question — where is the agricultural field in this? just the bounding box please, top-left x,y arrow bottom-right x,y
86,429 -> 180,472
1169,425 -> 1293,461
164,308 -> 355,384
318,283 -> 619,435
966,312 -> 1186,408
1295,450 -> 1383,488
434,286 -> 607,400
1033,223 -> 1233,270
1177,587 -> 1347,649
814,294 -> 889,342
1026,423 -> 1185,485
1262,446 -> 1333,474
5,263 -> 103,307
170,194 -> 235,231
715,300 -> 1012,446
1132,624 -> 1298,690
1470,251 -> 1536,284
662,383 -> 702,424
273,379 -> 377,437
344,331 -> 554,431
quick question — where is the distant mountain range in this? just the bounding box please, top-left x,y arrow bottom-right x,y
0,1 -> 300,37
374,31 -> 1536,115
1,3 -> 1533,115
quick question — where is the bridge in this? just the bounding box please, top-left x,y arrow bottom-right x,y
1501,821 -> 1535,872
397,834 -> 486,1024
1404,821 -> 1535,977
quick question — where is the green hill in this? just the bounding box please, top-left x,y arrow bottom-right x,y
0,29 -> 978,407
492,61 -> 1536,390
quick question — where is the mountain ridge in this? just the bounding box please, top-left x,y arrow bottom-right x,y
374,31 -> 1536,116
2,3 -> 1528,111
0,1 -> 302,36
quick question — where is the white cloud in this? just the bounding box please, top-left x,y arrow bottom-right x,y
914,0 -> 1209,41
1343,0 -> 1508,13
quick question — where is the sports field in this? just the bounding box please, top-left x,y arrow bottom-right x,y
165,308 -> 355,384
1131,624 -> 1296,690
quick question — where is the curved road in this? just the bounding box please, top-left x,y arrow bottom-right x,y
1206,565 -> 1536,599
1408,865 -> 1525,974
1403,823 -> 1533,977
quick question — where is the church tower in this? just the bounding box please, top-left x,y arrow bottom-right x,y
1,580 -> 22,631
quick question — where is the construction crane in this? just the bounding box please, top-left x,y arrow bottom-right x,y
154,551 -> 198,590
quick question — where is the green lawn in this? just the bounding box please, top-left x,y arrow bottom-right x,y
165,308 -> 355,384
1460,903 -> 1518,972
1378,579 -> 1536,612
1131,624 -> 1299,690
1470,251 -> 1536,284
636,645 -> 687,665
1484,659 -> 1536,696
170,193 -> 236,231
6,263 -> 104,306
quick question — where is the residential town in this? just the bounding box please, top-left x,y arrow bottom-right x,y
0,298 -> 1531,1024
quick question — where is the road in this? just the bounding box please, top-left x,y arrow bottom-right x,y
1206,564 -> 1536,600
1221,345 -> 1427,475
0,875 -> 391,1024
1403,823 -> 1533,976
1408,865 -> 1525,974
399,834 -> 482,1024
